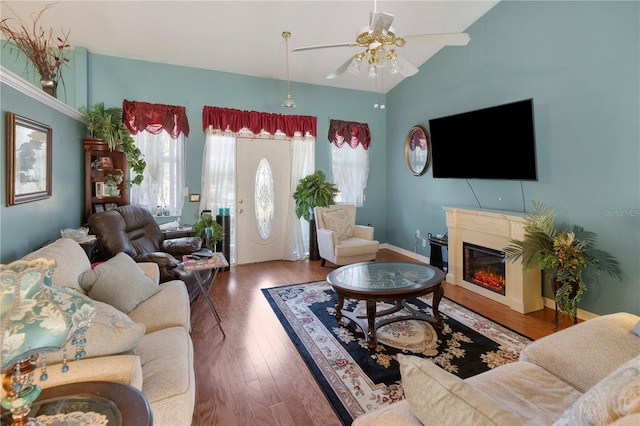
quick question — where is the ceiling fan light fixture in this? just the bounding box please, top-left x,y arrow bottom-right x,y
389,53 -> 403,75
367,64 -> 377,78
369,11 -> 394,36
348,54 -> 363,75
282,31 -> 296,108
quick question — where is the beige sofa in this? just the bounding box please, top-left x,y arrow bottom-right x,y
353,312 -> 640,425
19,238 -> 195,426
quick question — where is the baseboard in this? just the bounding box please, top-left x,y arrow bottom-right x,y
380,243 -> 429,264
382,243 -> 597,320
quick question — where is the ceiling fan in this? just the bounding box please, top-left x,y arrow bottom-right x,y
292,1 -> 470,80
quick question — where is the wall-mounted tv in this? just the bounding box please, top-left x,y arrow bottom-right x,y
429,99 -> 537,180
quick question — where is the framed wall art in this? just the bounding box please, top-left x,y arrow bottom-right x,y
100,156 -> 113,169
404,125 -> 431,177
6,112 -> 52,206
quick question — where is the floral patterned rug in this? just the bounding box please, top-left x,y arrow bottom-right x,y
262,281 -> 532,425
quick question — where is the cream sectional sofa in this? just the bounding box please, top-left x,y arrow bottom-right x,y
353,312 -> 640,425
19,238 -> 195,426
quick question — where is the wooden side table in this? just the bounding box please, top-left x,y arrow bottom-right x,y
1,381 -> 152,426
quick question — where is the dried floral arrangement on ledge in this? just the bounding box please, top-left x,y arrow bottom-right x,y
0,3 -> 70,97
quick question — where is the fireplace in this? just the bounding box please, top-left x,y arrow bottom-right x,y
444,207 -> 543,314
463,243 -> 506,295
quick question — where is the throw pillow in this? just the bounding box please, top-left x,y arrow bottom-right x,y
322,208 -> 354,242
79,252 -> 159,313
46,298 -> 146,365
553,356 -> 640,426
398,354 -> 521,426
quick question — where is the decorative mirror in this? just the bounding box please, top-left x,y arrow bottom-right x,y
404,125 -> 431,176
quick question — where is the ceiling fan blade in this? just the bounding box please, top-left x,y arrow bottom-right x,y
403,32 -> 471,46
394,53 -> 419,77
292,42 -> 357,52
326,57 -> 355,80
369,12 -> 394,34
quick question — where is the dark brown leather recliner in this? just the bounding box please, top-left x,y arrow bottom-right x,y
87,205 -> 211,303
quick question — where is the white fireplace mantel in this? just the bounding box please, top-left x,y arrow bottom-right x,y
444,207 -> 543,314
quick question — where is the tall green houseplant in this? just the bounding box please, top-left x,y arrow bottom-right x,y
80,102 -> 146,186
293,171 -> 339,221
504,201 -> 623,321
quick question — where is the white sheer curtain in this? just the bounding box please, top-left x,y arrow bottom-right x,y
130,130 -> 185,216
284,133 -> 315,260
332,143 -> 369,206
200,131 -> 236,263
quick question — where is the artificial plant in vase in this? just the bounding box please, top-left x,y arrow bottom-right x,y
193,211 -> 223,251
104,170 -> 124,196
0,3 -> 70,98
80,103 -> 146,186
504,201 -> 623,321
293,170 -> 339,221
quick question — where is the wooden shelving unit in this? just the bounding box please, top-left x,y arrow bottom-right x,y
83,138 -> 128,222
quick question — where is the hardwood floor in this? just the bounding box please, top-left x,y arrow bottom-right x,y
190,249 -> 577,426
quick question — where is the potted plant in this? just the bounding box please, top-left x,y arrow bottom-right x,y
104,170 -> 123,196
293,170 -> 339,221
193,211 -> 223,251
80,102 -> 146,186
504,202 -> 623,322
293,170 -> 339,260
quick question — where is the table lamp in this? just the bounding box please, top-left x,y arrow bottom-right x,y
1,258 -> 95,426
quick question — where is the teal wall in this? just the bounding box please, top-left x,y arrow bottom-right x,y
386,0 -> 639,315
84,54 -> 387,231
2,50 -> 388,262
1,1 -> 638,316
0,84 -> 86,262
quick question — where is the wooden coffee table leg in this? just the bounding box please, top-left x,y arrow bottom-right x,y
335,293 -> 345,320
366,299 -> 377,349
432,284 -> 444,328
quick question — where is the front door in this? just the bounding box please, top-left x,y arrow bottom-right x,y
235,138 -> 291,264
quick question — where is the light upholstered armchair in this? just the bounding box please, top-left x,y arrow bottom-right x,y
314,205 -> 379,267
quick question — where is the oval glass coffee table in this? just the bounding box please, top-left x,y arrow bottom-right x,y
327,261 -> 445,350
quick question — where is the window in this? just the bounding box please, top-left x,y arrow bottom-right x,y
129,130 -> 186,216
328,119 -> 370,206
332,143 -> 369,206
122,100 -> 190,217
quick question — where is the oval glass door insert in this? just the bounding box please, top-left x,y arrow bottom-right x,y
255,157 -> 274,239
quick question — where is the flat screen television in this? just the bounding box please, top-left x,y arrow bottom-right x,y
429,99 -> 537,180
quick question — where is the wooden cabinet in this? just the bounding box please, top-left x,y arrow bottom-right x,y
84,138 -> 128,221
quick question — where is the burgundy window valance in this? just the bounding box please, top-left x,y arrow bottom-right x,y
123,100 -> 190,138
202,106 -> 317,139
328,119 -> 371,150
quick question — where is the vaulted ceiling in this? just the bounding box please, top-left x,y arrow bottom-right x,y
1,1 -> 499,93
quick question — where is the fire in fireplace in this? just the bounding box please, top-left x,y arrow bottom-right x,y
463,242 -> 506,295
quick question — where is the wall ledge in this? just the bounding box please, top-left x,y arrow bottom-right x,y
1,66 -> 84,121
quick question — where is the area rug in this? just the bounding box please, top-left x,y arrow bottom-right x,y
262,281 -> 532,425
